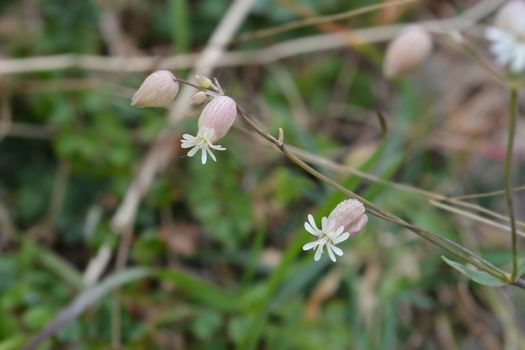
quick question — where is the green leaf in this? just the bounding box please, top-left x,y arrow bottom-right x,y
441,256 -> 507,287
0,336 -> 26,350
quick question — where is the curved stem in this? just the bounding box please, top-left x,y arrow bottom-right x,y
505,89 -> 518,280
174,78 -> 525,288
236,106 -> 512,282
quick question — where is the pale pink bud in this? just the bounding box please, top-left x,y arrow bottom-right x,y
328,199 -> 368,237
195,74 -> 213,89
198,96 -> 237,143
131,70 -> 179,108
383,26 -> 433,78
191,91 -> 209,106
494,0 -> 525,35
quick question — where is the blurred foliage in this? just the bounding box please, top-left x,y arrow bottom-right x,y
1,0 -> 525,349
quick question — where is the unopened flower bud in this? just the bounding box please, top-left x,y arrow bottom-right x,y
195,74 -> 213,89
131,70 -> 179,108
198,96 -> 237,142
180,96 -> 237,164
191,91 -> 208,106
328,199 -> 368,236
383,26 -> 433,78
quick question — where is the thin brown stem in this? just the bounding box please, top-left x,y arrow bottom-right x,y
505,90 -> 518,280
236,105 -> 515,284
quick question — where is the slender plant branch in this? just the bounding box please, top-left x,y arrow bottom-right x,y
505,89 -> 518,280
175,79 -> 525,288
451,185 -> 525,200
236,0 -> 419,43
235,106 -> 512,282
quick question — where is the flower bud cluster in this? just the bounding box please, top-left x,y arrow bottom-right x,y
131,71 -> 237,164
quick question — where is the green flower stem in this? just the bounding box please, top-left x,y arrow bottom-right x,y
505,89 -> 518,280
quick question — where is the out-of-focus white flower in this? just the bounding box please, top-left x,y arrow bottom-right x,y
383,25 -> 433,78
303,199 -> 368,262
131,70 -> 179,107
486,0 -> 525,73
181,96 -> 237,164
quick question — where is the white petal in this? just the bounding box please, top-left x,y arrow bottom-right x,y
181,141 -> 196,149
486,27 -> 507,41
210,144 -> 226,151
511,46 -> 525,73
314,244 -> 324,261
307,214 -> 319,231
201,147 -> 208,164
321,217 -> 328,230
182,134 -> 196,140
303,241 -> 318,251
333,231 -> 350,244
331,245 -> 344,256
187,145 -> 200,157
327,245 -> 336,262
207,147 -> 217,162
304,222 -> 318,236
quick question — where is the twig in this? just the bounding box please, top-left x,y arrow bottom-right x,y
0,0 -> 503,75
288,145 -> 525,230
451,185 -> 525,200
505,90 -> 518,280
236,0 -> 419,42
0,93 -> 12,140
429,200 -> 525,238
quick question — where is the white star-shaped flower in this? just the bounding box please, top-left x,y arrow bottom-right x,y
486,27 -> 525,73
485,0 -> 525,74
181,127 -> 226,164
302,214 -> 350,262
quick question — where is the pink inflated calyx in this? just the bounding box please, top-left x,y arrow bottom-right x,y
383,25 -> 433,78
197,95 -> 237,143
327,199 -> 368,237
131,70 -> 179,108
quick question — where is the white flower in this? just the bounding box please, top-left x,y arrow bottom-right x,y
181,95 -> 237,164
303,199 -> 368,262
302,214 -> 349,262
486,28 -> 525,73
485,1 -> 525,74
181,127 -> 226,164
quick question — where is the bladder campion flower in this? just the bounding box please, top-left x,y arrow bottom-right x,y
303,199 -> 368,262
383,25 -> 433,78
486,0 -> 525,74
131,70 -> 179,107
181,96 -> 237,164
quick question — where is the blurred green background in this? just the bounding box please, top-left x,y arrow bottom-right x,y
1,0 -> 524,349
